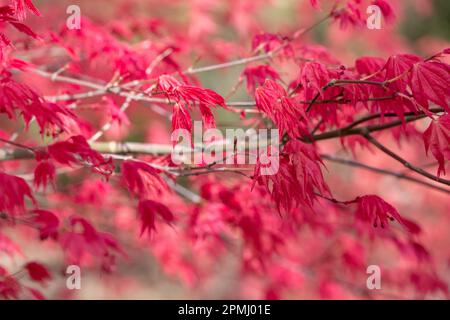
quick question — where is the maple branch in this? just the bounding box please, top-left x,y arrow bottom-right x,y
32,67 -> 401,120
227,95 -> 398,109
30,68 -> 107,91
330,79 -> 388,87
29,68 -> 164,103
29,70 -> 443,151
310,111 -> 435,142
88,50 -> 174,139
166,179 -> 202,203
0,137 -> 35,152
2,138 -> 448,195
315,193 -> 358,205
29,68 -> 174,119
88,89 -> 143,143
362,132 -> 450,187
90,141 -> 177,155
92,139 -> 450,188
321,154 -> 450,195
0,109 -> 438,162
186,54 -> 275,74
342,108 -> 444,130
176,167 -> 252,178
47,89 -> 109,101
305,79 -> 390,113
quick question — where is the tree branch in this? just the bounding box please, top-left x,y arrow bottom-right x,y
321,154 -> 450,194
362,132 -> 450,186
310,112 -> 434,142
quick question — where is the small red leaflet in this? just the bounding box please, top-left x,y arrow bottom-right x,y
423,114 -> 450,177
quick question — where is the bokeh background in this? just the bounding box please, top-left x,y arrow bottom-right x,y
1,0 -> 449,299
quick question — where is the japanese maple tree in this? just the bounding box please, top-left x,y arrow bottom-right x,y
0,0 -> 449,299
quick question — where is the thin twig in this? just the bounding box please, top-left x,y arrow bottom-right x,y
362,132 -> 450,187
0,137 -> 35,152
321,154 -> 450,194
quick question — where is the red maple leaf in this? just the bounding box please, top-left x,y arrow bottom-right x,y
0,75 -> 80,136
24,262 -> 51,283
0,3 -> 39,55
138,199 -> 175,237
0,171 -> 36,214
355,195 -> 415,231
61,216 -> 125,269
384,54 -> 421,91
355,56 -> 385,76
47,135 -> 114,177
12,0 -> 40,21
410,61 -> 450,112
158,75 -> 225,133
242,65 -> 280,93
253,140 -> 330,212
298,62 -> 330,101
121,160 -> 168,198
255,79 -> 309,139
199,103 -> 216,129
423,114 -> 450,176
172,102 -> 192,132
33,160 -> 56,190
331,2 -> 364,29
30,209 -> 60,240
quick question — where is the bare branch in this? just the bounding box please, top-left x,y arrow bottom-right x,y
362,132 -> 450,187
321,154 -> 450,194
